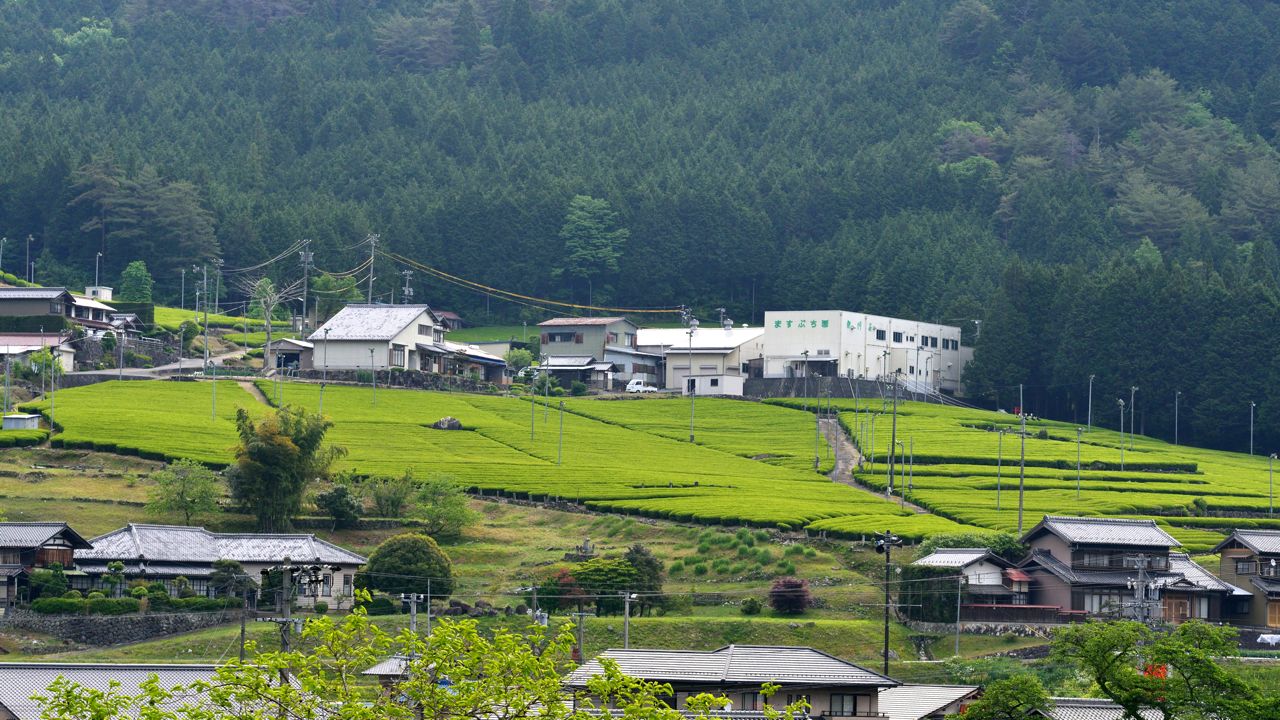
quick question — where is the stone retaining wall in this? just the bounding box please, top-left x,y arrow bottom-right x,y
0,609 -> 234,646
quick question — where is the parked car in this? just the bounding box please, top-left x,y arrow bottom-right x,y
625,378 -> 658,393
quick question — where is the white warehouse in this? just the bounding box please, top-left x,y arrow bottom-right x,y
757,310 -> 972,394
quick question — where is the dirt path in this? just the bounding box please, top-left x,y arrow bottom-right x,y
238,380 -> 271,406
820,415 -> 931,514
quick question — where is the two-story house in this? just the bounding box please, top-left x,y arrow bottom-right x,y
1018,515 -> 1245,622
566,645 -> 898,718
308,304 -> 448,372
1212,529 -> 1280,627
537,317 -> 660,389
911,548 -> 1030,606
0,522 -> 94,613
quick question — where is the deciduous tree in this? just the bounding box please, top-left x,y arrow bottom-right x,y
145,458 -> 221,525
357,532 -> 454,598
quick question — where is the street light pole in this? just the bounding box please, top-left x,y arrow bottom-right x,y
1076,427 -> 1083,500
319,328 -> 329,415
1251,401 -> 1257,455
1129,386 -> 1138,450
1018,386 -> 1027,535
887,369 -> 899,499
1118,399 -> 1126,471
1270,454 -> 1276,517
802,349 -> 810,411
370,348 -> 377,406
687,317 -> 699,443
996,429 -> 1004,510
874,531 -> 903,675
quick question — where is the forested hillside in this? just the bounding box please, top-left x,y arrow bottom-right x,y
4,1 -> 1280,450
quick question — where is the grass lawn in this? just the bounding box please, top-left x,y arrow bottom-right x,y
444,324 -> 533,343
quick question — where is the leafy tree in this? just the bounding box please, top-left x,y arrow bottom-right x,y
29,563 -> 69,601
309,273 -> 362,325
1053,620 -> 1265,720
209,559 -> 253,598
415,473 -> 477,540
939,0 -> 1000,61
556,195 -> 628,305
504,347 -> 533,373
118,260 -> 154,302
624,544 -> 664,615
145,458 -> 221,525
573,557 -> 638,616
34,605 -> 810,720
229,405 -> 343,532
241,276 -> 298,372
947,675 -> 1052,720
101,560 -> 126,598
767,576 -> 811,614
368,472 -> 417,518
357,532 -> 454,598
530,567 -> 584,611
315,484 -> 361,529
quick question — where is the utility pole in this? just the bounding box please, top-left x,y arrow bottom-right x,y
954,574 -> 965,657
887,370 -> 899,499
1130,386 -> 1138,450
95,251 -> 102,287
239,588 -> 249,662
622,593 -> 635,649
1087,374 -> 1095,432
0,236 -> 5,273
370,348 -> 377,405
996,429 -> 1004,510
874,531 -> 903,675
402,593 -> 426,635
299,241 -> 313,333
558,400 -> 565,465
1118,399 -> 1126,471
180,268 -> 185,311
366,233 -> 379,303
1271,454 -> 1276,518
1017,384 -> 1026,534
25,235 -> 32,282
1175,390 -> 1181,446
1251,401 -> 1257,456
400,269 -> 414,305
1076,427 -> 1083,500
213,259 -> 224,318
687,317 -> 699,442
320,328 -> 329,415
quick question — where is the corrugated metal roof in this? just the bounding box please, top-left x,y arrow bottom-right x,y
541,356 -> 601,370
70,294 -> 116,312
877,684 -> 979,720
636,327 -> 764,351
538,317 -> 627,327
1024,516 -> 1179,548
1045,697 -> 1160,720
1214,528 -> 1280,555
362,656 -> 410,677
308,305 -> 435,341
565,645 -> 896,688
76,524 -> 366,566
0,287 -> 70,300
0,663 -> 220,719
0,522 -> 93,550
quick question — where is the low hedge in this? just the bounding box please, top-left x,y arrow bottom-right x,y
88,597 -> 141,615
0,429 -> 48,447
31,597 -> 86,614
30,595 -> 232,615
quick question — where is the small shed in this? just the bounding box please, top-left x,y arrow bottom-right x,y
2,414 -> 40,431
267,338 -> 314,370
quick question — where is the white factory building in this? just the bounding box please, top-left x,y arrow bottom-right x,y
757,310 -> 972,394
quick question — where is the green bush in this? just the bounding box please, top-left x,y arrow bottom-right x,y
362,596 -> 399,615
62,590 -> 83,599
740,597 -> 763,615
692,563 -> 708,576
87,597 -> 141,615
87,591 -> 105,600
668,560 -> 684,574
570,381 -> 588,396
31,597 -> 85,614
313,601 -> 329,615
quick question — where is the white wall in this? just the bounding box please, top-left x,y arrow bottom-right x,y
684,374 -> 745,396
963,560 -> 1007,587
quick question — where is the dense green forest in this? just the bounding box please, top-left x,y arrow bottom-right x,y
4,0 -> 1280,451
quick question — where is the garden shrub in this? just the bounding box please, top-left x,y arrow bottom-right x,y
313,601 -> 329,615
31,597 -> 85,614
740,597 -> 763,615
87,597 -> 141,615
62,590 -> 83,599
362,596 -> 399,615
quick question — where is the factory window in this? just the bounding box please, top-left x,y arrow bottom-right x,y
892,331 -> 903,343
875,330 -> 886,341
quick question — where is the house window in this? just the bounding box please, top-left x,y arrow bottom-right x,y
547,332 -> 575,343
322,574 -> 332,597
892,332 -> 903,343
829,694 -> 865,716
418,324 -> 431,336
741,693 -> 761,711
1237,560 -> 1258,575
875,330 -> 886,341
699,364 -> 717,371
1080,552 -> 1112,568
343,574 -> 353,597
909,366 -> 915,374
1085,591 -> 1123,614
390,345 -> 406,367
710,378 -> 719,387
816,349 -> 830,356
625,332 -> 635,347
608,332 -> 619,344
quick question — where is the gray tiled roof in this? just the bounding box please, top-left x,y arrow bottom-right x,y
565,645 -> 897,688
0,663 -> 219,719
76,524 -> 366,566
0,522 -> 93,550
1044,697 -> 1159,720
1024,515 -> 1179,548
1167,553 -> 1251,596
538,317 -> 626,327
911,548 -> 1006,569
877,684 -> 979,720
1212,528 -> 1280,555
308,304 -> 435,341
0,287 -> 70,300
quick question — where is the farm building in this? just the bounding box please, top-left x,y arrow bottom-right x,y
757,310 -> 971,395
637,324 -> 764,395
567,645 -> 898,717
911,548 -> 1030,606
266,337 -> 315,370
537,317 -> 659,388
0,522 -> 94,613
75,524 -> 368,610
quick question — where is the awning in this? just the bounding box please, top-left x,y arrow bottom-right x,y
0,565 -> 24,578
1005,568 -> 1031,582
415,343 -> 449,355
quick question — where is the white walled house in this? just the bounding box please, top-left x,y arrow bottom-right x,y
637,325 -> 764,395
758,310 -> 970,394
308,304 -> 447,372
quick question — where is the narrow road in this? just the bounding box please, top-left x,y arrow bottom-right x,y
820,415 -> 931,514
65,349 -> 245,378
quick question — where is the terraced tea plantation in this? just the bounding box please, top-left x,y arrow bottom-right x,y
24,381 -> 969,540
768,398 -> 1275,551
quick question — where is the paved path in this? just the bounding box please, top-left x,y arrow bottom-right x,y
820,415 -> 930,514
66,349 -> 244,378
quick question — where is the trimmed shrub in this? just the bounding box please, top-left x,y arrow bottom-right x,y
62,590 -> 83,599
362,596 -> 399,615
87,597 -> 141,615
740,597 -> 763,615
313,601 -> 329,615
31,597 -> 85,614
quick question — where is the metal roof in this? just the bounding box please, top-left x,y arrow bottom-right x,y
76,524 -> 366,566
308,305 -> 437,341
911,548 -> 1007,569
70,294 -> 117,312
1211,528 -> 1280,555
0,287 -> 70,300
565,645 -> 897,689
538,317 -> 628,327
0,522 -> 93,550
267,338 -> 314,350
362,656 -> 410,678
636,327 -> 764,351
876,684 -> 979,720
0,663 -> 220,720
1022,515 -> 1179,548
443,341 -> 506,365
1043,697 -> 1159,720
